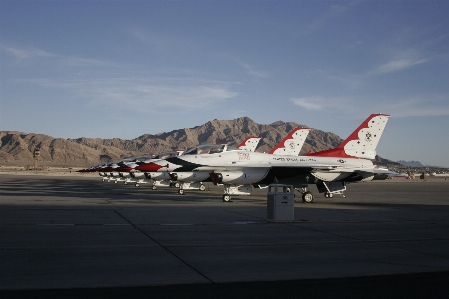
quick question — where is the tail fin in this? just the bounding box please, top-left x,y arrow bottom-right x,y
307,114 -> 390,159
237,136 -> 261,152
269,128 -> 310,155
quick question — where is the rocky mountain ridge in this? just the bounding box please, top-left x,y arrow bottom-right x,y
2,117 -> 345,167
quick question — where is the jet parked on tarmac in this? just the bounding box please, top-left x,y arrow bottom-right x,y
168,128 -> 310,195
131,136 -> 263,189
139,114 -> 390,202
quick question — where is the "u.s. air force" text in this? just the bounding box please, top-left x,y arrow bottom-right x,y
272,157 -> 316,162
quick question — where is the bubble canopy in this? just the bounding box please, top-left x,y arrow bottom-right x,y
183,144 -> 242,155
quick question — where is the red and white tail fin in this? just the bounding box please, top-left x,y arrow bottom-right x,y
307,114 -> 390,159
269,128 -> 310,155
237,136 -> 261,152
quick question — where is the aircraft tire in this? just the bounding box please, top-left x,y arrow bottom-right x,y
178,189 -> 184,195
222,194 -> 231,202
152,185 -> 157,190
135,184 -> 139,187
302,191 -> 314,203
199,184 -> 206,191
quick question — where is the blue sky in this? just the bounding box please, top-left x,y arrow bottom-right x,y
1,1 -> 448,167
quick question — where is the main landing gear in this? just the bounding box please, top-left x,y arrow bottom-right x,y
222,194 -> 231,202
170,182 -> 180,188
176,183 -> 207,195
301,191 -> 314,203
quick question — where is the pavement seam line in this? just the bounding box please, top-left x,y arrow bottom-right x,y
113,209 -> 214,284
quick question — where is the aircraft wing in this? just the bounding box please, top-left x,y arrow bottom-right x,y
372,168 -> 408,180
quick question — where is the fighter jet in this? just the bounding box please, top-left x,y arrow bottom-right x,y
133,136 -> 262,190
139,114 -> 389,202
169,128 -> 310,194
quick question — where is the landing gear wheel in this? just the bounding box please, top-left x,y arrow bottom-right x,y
174,182 -> 180,188
324,192 -> 333,198
135,184 -> 140,187
199,184 -> 206,191
222,194 -> 231,202
178,189 -> 185,195
302,191 -> 314,203
151,185 -> 157,190
114,181 -> 118,184
124,182 -> 128,185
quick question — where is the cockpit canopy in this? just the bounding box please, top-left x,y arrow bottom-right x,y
151,151 -> 180,159
128,155 -> 154,162
183,144 -> 242,155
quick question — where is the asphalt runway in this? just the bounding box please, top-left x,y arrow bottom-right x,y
1,174 -> 449,298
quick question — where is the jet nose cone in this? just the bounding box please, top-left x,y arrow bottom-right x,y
135,162 -> 164,172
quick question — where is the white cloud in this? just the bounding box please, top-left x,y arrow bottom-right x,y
79,78 -> 239,113
299,2 -> 355,36
1,44 -> 118,68
240,62 -> 269,78
127,27 -> 201,55
290,97 -> 323,110
6,43 -> 239,115
291,94 -> 449,118
1,45 -> 54,59
378,95 -> 449,117
373,58 -> 428,75
290,97 -> 351,111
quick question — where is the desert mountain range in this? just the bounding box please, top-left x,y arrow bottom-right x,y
1,116 -> 394,168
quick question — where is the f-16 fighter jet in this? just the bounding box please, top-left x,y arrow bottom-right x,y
168,128 -> 310,194
139,114 -> 389,202
132,136 -> 262,190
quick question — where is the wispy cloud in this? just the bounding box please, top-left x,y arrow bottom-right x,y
26,75 -> 239,114
87,80 -> 238,112
298,2 -> 356,36
290,97 -> 323,110
1,45 -> 55,59
311,50 -> 430,91
290,97 -> 350,111
127,27 -> 201,55
290,94 -> 449,118
1,44 -> 118,68
371,57 -> 428,75
378,95 -> 449,117
4,43 -> 239,114
240,62 -> 269,78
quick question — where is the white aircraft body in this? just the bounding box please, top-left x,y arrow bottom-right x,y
169,128 -> 310,194
140,114 -> 390,202
131,136 -> 262,189
116,151 -> 183,186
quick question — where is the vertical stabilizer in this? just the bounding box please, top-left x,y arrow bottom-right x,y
269,128 -> 310,155
307,114 -> 390,159
237,136 -> 261,152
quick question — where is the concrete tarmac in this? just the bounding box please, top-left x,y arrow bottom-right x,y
1,174 -> 449,298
